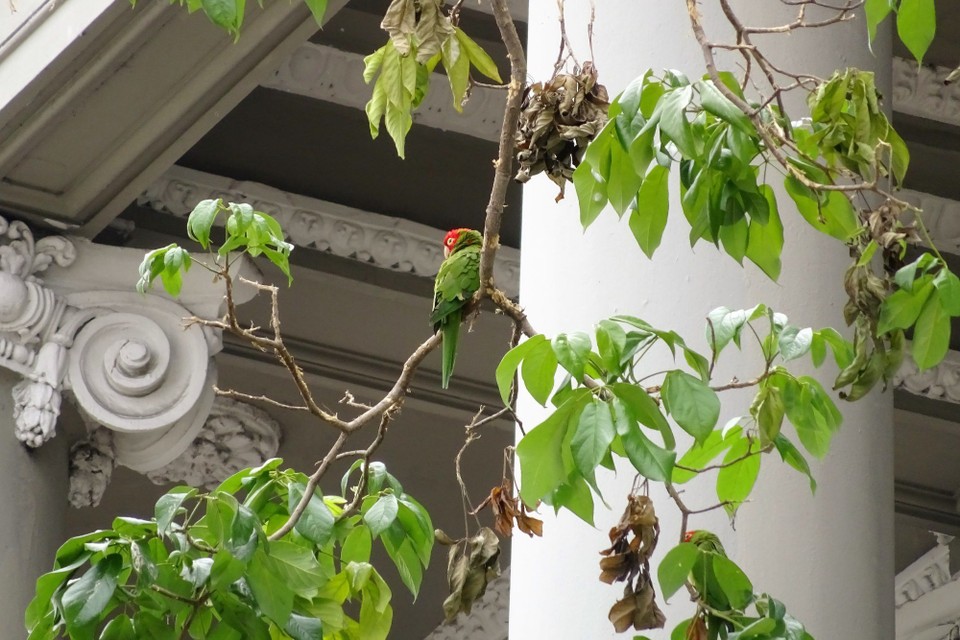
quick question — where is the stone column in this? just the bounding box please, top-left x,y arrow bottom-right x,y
510,3 -> 894,639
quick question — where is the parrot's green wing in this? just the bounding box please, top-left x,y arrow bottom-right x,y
431,245 -> 481,388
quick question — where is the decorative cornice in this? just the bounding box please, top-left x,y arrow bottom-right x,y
146,397 -> 281,489
261,42 -> 505,142
893,57 -> 960,127
138,165 -> 522,297
425,568 -> 509,640
900,189 -> 960,254
69,398 -> 282,508
894,348 -> 960,406
0,214 -> 258,495
896,535 -> 955,608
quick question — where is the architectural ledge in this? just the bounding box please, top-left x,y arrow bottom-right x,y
138,166 -> 522,296
261,42 -> 505,142
901,190 -> 960,255
0,214 -> 264,499
894,348 -> 960,406
425,568 -> 509,640
896,536 -> 960,640
0,0 -> 351,236
893,57 -> 960,128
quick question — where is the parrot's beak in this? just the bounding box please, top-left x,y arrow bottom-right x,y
443,247 -> 451,258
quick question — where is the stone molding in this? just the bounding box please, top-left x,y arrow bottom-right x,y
893,57 -> 960,127
424,568 -> 509,640
261,42 -> 505,142
0,215 -> 256,486
69,397 -> 282,508
895,536 -> 960,640
896,535 -> 955,608
901,189 -> 960,255
138,166 -> 522,297
894,348 -> 960,406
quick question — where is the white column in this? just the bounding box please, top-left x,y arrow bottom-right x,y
511,3 -> 894,639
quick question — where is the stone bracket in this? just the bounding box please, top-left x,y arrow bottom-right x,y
0,215 -> 263,495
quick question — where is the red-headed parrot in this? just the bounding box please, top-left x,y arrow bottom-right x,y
431,228 -> 483,388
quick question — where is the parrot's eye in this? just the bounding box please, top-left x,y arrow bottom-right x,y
446,238 -> 455,245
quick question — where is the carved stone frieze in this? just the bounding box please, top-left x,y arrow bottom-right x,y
146,397 -> 281,489
262,43 -> 505,142
0,214 -> 259,496
138,165 -> 522,297
425,568 -> 509,640
69,398 -> 281,508
896,535 -> 955,608
900,189 -> 960,255
894,348 -> 960,405
893,57 -> 960,127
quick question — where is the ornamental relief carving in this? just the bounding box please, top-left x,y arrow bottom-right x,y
0,215 -> 259,500
138,165 -> 522,297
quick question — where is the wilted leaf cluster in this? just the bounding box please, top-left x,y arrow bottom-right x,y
435,527 -> 501,622
600,495 -> 666,633
365,0 -> 501,157
515,63 -> 609,198
473,477 -> 543,538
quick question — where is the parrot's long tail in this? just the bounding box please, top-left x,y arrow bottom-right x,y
440,309 -> 461,389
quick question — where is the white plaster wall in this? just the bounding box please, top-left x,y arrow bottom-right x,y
511,3 -> 894,638
0,369 -> 69,639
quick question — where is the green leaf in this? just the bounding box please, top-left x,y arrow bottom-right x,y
661,371 -> 720,445
611,383 -> 674,449
186,199 -> 221,249
552,332 -> 592,382
61,554 -> 122,629
521,338 -> 558,406
865,0 -> 893,44
496,335 -> 547,406
573,159 -> 609,228
363,494 -> 399,538
778,326 -> 813,362
303,0 -> 327,27
517,390 -> 591,505
630,164 -> 670,258
570,399 -> 616,477
155,486 -> 197,537
614,402 -> 676,482
288,483 -> 335,546
341,526 -> 372,565
266,540 -> 329,598
698,79 -> 753,134
878,281 -> 934,334
716,436 -> 760,513
913,291 -> 951,369
550,475 -> 595,525
755,384 -> 786,446
711,555 -> 754,609
456,27 -> 501,82
773,434 -> 817,493
658,543 -> 699,600
441,35 -> 469,112
659,86 -> 697,158
933,268 -> 960,315
897,0 -> 936,63
100,615 -> 136,640
746,185 -> 783,280
201,0 -> 241,34
246,549 -> 295,626
672,426 -> 742,484
784,176 -> 859,241
596,319 -> 627,377
285,614 -> 323,640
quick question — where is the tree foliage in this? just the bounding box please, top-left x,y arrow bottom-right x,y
30,0 -> 957,639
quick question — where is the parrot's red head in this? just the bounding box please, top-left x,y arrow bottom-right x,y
683,530 -> 699,543
442,228 -> 482,258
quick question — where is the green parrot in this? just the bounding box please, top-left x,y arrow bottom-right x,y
431,228 -> 483,389
684,530 -> 732,612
